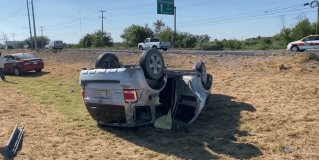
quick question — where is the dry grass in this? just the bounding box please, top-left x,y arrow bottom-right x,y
0,49 -> 318,159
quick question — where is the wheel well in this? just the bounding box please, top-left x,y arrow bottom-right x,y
291,45 -> 299,49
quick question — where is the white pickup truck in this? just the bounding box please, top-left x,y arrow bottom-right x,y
138,38 -> 171,51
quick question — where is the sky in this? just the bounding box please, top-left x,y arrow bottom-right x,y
0,0 -> 317,44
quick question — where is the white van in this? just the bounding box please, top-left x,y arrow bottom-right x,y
48,40 -> 64,50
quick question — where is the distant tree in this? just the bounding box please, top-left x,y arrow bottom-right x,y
153,19 -> 166,35
78,30 -> 113,48
196,34 -> 210,43
120,24 -> 153,47
79,34 -> 92,48
291,18 -> 313,40
24,36 -> 50,49
157,27 -> 174,42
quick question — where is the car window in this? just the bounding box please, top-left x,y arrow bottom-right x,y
144,39 -> 149,43
303,36 -> 316,41
315,36 -> 319,40
150,39 -> 159,42
15,53 -> 36,60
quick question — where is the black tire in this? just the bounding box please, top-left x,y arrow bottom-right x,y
13,67 -> 21,76
146,76 -> 166,90
290,45 -> 299,52
163,48 -> 167,51
35,69 -> 42,73
95,53 -> 121,69
139,45 -> 143,50
203,74 -> 213,90
152,45 -> 157,49
194,61 -> 212,90
139,49 -> 165,80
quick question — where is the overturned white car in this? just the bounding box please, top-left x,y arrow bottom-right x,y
79,49 -> 213,128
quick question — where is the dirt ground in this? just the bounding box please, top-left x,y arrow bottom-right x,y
0,49 -> 318,159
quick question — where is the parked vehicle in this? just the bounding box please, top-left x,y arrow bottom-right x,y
287,35 -> 319,52
3,53 -> 44,76
0,44 -> 5,49
48,40 -> 64,50
79,49 -> 213,127
138,38 -> 171,51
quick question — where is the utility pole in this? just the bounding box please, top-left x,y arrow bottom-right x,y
31,0 -> 38,51
39,26 -> 44,48
12,33 -> 16,48
26,0 -> 33,49
99,10 -> 106,44
173,6 -> 176,48
3,33 -> 7,46
305,1 -> 319,34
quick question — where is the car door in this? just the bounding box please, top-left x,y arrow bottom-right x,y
314,36 -> 319,50
3,56 -> 16,73
302,36 -> 316,50
144,39 -> 150,49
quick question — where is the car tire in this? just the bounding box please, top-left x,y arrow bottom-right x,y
194,61 -> 212,90
203,74 -> 213,90
290,45 -> 299,52
35,69 -> 42,73
95,53 -> 121,69
163,48 -> 167,51
146,75 -> 166,90
13,67 -> 21,76
139,49 -> 165,80
139,45 -> 143,50
152,45 -> 157,49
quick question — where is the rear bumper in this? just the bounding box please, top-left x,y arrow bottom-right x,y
20,64 -> 44,72
85,103 -> 154,127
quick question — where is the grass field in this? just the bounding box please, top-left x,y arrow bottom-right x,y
0,49 -> 318,159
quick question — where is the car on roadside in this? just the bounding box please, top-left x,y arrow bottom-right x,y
3,53 -> 44,76
287,35 -> 319,52
79,49 -> 213,127
48,40 -> 64,50
0,44 -> 5,49
138,38 -> 171,51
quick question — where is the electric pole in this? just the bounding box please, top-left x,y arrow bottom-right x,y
26,0 -> 33,49
99,10 -> 106,44
12,33 -> 16,48
3,33 -> 7,46
40,26 -> 44,48
31,0 -> 38,51
174,6 -> 176,48
305,1 -> 319,34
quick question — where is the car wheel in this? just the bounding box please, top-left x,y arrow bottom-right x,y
194,61 -> 212,90
35,69 -> 42,73
13,67 -> 21,76
163,48 -> 167,51
291,45 -> 299,52
152,45 -> 157,49
139,45 -> 143,50
95,53 -> 121,69
140,49 -> 165,80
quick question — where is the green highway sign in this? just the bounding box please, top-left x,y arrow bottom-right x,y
157,0 -> 174,15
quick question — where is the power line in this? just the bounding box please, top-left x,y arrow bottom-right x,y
178,3 -> 306,25
180,10 -> 315,29
179,7 -> 313,28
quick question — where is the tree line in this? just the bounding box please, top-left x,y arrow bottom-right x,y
18,17 -> 318,50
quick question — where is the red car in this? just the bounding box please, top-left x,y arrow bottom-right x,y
3,53 -> 44,76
